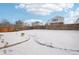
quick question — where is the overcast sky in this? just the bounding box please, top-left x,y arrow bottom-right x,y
0,3 -> 79,24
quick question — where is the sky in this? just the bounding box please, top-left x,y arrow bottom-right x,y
0,3 -> 79,24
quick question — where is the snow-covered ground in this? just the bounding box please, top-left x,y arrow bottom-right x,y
0,30 -> 79,55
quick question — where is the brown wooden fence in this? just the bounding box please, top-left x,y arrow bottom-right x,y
47,23 -> 79,30
0,23 -> 79,32
0,27 -> 15,32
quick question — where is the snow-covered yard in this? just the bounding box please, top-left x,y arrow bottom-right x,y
0,30 -> 79,55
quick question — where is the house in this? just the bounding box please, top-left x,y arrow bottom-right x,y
75,18 -> 79,24
46,16 -> 64,29
32,21 -> 44,29
50,16 -> 64,24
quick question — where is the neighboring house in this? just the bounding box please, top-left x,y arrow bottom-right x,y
15,20 -> 26,30
50,16 -> 64,24
46,16 -> 64,29
32,21 -> 43,26
47,16 -> 64,26
75,18 -> 79,24
31,21 -> 44,29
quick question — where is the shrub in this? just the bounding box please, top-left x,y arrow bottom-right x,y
21,33 -> 25,37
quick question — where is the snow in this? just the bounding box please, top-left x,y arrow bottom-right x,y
0,31 -> 29,45
0,30 -> 79,55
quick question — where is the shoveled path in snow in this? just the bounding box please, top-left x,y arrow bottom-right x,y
0,37 -> 30,50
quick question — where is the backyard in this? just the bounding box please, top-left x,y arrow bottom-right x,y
0,30 -> 79,55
